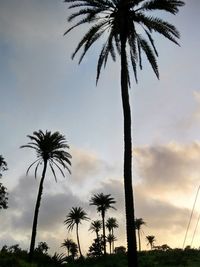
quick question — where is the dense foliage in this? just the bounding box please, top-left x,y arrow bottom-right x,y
0,155 -> 8,209
2,246 -> 200,267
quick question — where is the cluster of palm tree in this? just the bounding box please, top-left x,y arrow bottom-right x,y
106,217 -> 119,254
64,1 -> 185,266
63,193 -> 118,258
135,218 -> 157,252
61,238 -> 78,260
1,1 -> 185,266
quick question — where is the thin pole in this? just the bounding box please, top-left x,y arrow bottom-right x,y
182,185 -> 200,249
190,208 -> 200,247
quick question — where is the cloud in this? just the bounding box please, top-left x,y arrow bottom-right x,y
2,143 -> 200,253
174,90 -> 200,131
134,142 -> 200,196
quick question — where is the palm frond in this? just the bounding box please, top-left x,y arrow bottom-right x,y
71,21 -> 107,62
138,35 -> 159,78
140,0 -> 185,15
25,159 -> 40,176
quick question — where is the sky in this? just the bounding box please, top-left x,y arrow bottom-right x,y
1,0 -> 200,255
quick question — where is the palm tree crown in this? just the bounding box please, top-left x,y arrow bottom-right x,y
90,193 -> 116,216
21,130 -> 71,180
89,220 -> 102,237
106,217 -> 119,234
64,0 -> 184,83
135,218 -> 146,230
146,235 -> 156,250
64,207 -> 89,230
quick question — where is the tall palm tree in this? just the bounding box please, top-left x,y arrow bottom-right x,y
21,130 -> 71,261
64,1 -> 184,266
61,238 -> 74,257
146,235 -> 156,250
107,233 -> 117,254
64,207 -> 89,257
106,217 -> 119,253
89,220 -> 102,240
135,218 -> 146,252
90,193 -> 116,255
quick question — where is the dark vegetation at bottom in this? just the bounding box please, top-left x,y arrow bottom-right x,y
1,246 -> 200,267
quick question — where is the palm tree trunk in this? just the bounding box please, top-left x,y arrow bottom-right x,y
102,211 -> 106,255
76,223 -> 82,257
29,159 -> 47,262
109,241 -> 111,254
112,229 -> 114,253
120,29 -> 138,267
96,230 -> 101,255
138,230 -> 141,252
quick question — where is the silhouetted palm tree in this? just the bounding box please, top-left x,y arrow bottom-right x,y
146,235 -> 156,250
61,238 -> 74,257
135,218 -> 146,252
90,193 -> 116,254
70,242 -> 78,260
89,220 -> 102,240
21,130 -> 71,261
106,217 -> 119,252
107,234 -> 117,254
64,207 -> 89,257
64,1 -> 184,266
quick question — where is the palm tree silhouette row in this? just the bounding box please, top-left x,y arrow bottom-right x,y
61,238 -> 74,257
90,193 -> 116,255
21,130 -> 71,262
64,206 -> 89,257
64,1 -> 185,266
61,238 -> 78,259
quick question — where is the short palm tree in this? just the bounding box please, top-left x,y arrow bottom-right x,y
64,1 -> 184,266
21,130 -> 71,261
89,220 -> 102,240
61,238 -> 74,257
135,218 -> 146,252
64,207 -> 89,257
106,217 -> 119,252
107,233 -> 117,254
146,235 -> 156,250
70,242 -> 78,260
90,193 -> 116,255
